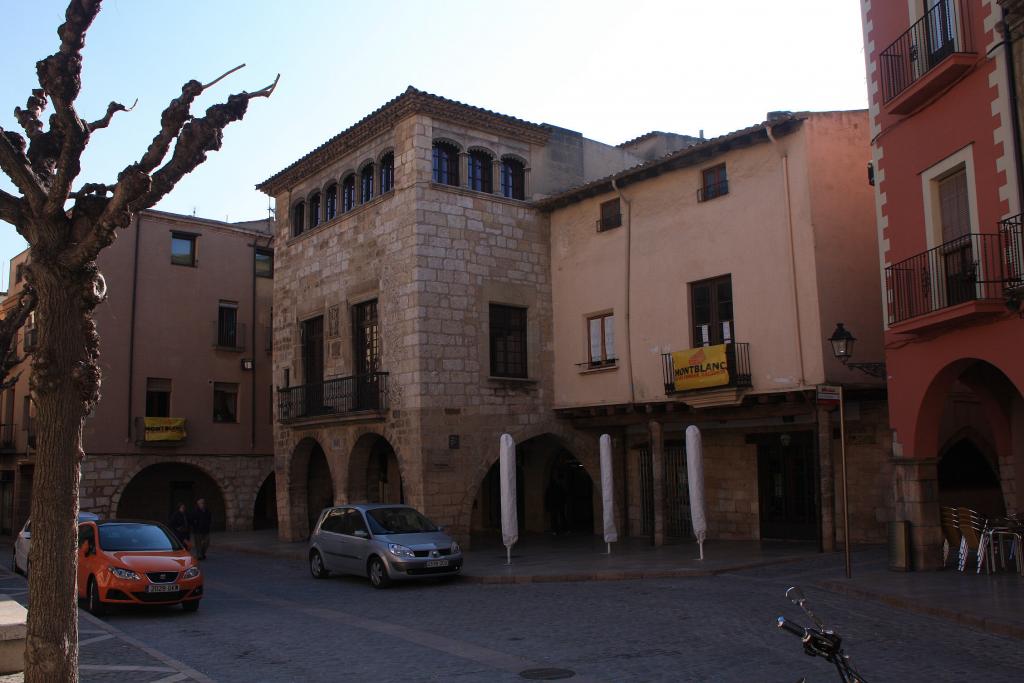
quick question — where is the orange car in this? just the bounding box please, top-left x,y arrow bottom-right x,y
77,520 -> 203,614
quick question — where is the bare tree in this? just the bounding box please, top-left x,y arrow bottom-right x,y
0,2 -> 276,680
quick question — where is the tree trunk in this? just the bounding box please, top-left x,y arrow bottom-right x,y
23,244 -> 98,683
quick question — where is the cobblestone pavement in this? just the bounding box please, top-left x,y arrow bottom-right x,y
4,545 -> 1024,681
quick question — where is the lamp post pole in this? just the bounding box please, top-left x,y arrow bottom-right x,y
839,384 -> 852,579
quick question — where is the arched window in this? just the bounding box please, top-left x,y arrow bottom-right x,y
380,152 -> 395,194
342,174 -> 356,213
432,141 -> 459,186
325,183 -> 337,221
360,164 -> 375,204
309,192 -> 321,228
292,201 -> 305,237
468,150 -> 493,193
501,158 -> 525,200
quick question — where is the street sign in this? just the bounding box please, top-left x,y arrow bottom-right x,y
816,384 -> 841,407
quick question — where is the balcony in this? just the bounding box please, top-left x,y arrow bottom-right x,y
879,0 -> 975,114
885,223 -> 1024,328
210,321 -> 246,352
661,342 -> 752,397
23,328 -> 37,354
278,372 -> 389,423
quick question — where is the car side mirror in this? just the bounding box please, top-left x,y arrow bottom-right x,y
85,540 -> 95,556
353,529 -> 369,539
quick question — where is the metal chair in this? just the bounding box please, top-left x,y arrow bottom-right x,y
940,506 -> 961,568
956,507 -> 988,574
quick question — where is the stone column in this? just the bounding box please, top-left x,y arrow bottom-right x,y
524,166 -> 532,200
459,152 -> 470,189
893,456 -> 942,570
491,157 -> 503,197
649,420 -> 665,547
817,405 -> 836,552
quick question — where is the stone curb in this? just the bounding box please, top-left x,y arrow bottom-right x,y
815,579 -> 1024,642
214,538 -> 810,584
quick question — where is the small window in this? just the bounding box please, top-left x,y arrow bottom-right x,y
501,158 -> 525,200
380,152 -> 395,194
597,199 -> 621,231
489,304 -> 527,378
342,175 -> 356,213
432,141 -> 459,186
292,202 -> 305,237
468,150 -> 493,193
217,302 -> 239,349
325,184 -> 337,221
14,264 -> 24,284
213,382 -> 238,423
587,314 -> 616,367
255,248 -> 273,278
309,192 -> 321,228
698,164 -> 728,202
171,233 -> 196,267
145,378 -> 172,418
360,164 -> 375,204
691,275 -> 734,346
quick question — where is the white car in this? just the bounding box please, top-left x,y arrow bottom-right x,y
14,511 -> 100,576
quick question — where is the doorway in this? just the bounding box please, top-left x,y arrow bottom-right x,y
756,432 -> 817,540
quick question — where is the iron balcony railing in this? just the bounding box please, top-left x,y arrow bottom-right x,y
661,342 -> 752,395
210,321 -> 246,351
879,0 -> 974,103
278,372 -> 389,421
885,223 -> 1024,325
697,179 -> 729,203
0,423 -> 15,449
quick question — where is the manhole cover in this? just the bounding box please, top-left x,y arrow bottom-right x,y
519,668 -> 576,680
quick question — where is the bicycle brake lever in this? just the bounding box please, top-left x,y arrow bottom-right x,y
785,586 -> 827,631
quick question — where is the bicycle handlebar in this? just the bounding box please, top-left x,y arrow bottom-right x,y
777,616 -> 806,638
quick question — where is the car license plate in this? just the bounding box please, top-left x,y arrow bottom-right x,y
146,584 -> 180,593
425,559 -> 449,568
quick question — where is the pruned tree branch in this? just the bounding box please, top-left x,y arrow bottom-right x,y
14,90 -> 48,140
36,0 -> 103,217
87,99 -> 136,132
0,129 -> 47,209
0,189 -> 23,227
0,285 -> 36,390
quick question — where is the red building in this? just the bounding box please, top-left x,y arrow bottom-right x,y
861,0 -> 1024,569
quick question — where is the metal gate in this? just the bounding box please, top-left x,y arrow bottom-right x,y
639,442 -> 693,539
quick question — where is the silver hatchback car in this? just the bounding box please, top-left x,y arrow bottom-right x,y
308,504 -> 463,588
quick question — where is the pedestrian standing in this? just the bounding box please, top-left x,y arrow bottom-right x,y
190,497 -> 212,560
169,502 -> 190,545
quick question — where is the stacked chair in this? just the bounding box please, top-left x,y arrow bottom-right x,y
943,506 -> 1023,575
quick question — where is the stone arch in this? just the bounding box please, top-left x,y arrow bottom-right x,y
431,137 -> 463,153
458,425 -> 601,540
347,432 -> 405,504
376,147 -> 395,164
112,460 -> 230,531
466,145 -> 497,160
285,436 -> 335,539
252,468 -> 278,530
499,152 -> 528,167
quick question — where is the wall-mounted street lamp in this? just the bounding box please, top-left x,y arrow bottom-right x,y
828,323 -> 887,378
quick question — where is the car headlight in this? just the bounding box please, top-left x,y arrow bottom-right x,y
450,540 -> 461,554
387,543 -> 415,560
183,566 -> 201,579
109,566 -> 141,581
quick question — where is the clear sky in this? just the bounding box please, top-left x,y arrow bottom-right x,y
1,0 -> 868,290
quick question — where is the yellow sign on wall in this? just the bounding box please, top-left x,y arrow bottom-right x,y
671,344 -> 731,391
143,417 -> 187,442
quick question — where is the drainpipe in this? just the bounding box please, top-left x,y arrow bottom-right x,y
126,213 -> 141,440
765,123 -> 807,387
1003,8 -> 1024,212
611,178 -> 636,405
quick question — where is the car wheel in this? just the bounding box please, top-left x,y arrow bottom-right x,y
182,600 -> 200,612
309,550 -> 329,579
368,556 -> 391,589
87,578 -> 107,617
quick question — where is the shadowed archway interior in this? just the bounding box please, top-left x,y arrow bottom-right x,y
117,462 -> 227,531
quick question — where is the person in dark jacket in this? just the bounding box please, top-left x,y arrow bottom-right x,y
189,498 -> 212,560
169,502 -> 190,544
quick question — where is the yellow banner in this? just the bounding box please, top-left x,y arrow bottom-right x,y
672,344 -> 730,391
143,417 -> 187,442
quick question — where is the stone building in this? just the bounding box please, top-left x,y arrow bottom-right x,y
541,111 -> 891,549
0,210 -> 275,534
259,87 -> 889,550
